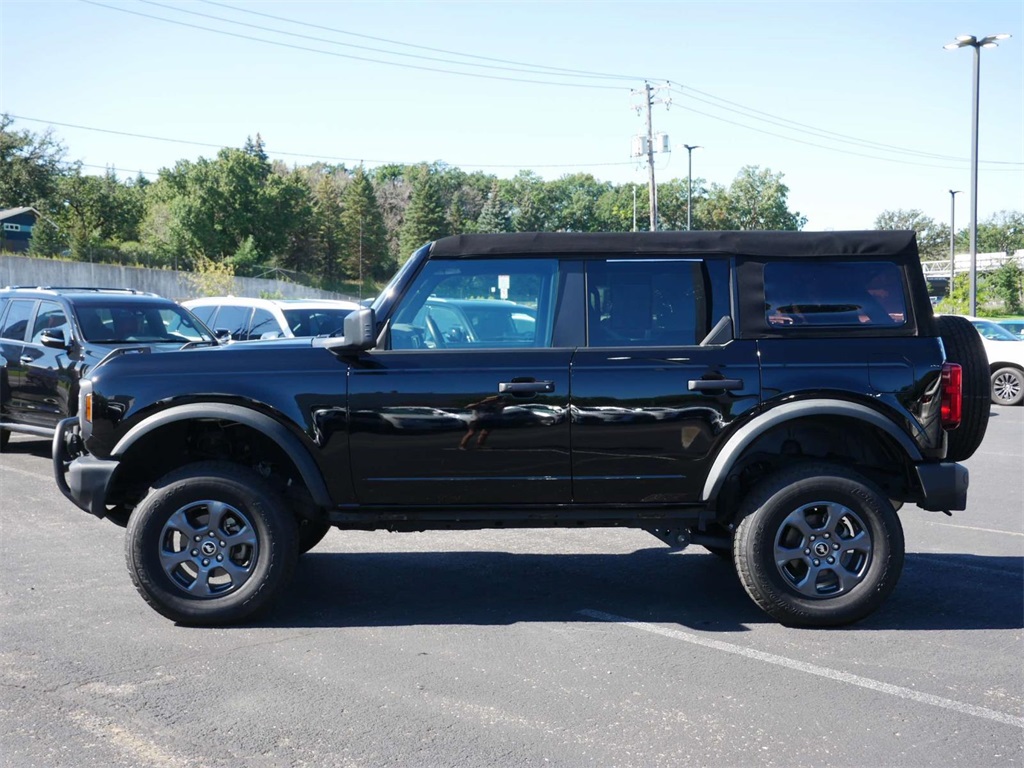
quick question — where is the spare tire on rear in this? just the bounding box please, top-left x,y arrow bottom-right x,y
936,315 -> 989,461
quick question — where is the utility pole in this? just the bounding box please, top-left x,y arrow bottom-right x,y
631,82 -> 671,232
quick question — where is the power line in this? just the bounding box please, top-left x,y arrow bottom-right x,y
7,114 -> 636,172
80,0 -> 626,90
198,0 -> 648,82
668,83 -> 1023,167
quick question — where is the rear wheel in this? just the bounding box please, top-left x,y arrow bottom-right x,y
125,462 -> 298,625
297,519 -> 331,554
734,463 -> 904,627
0,428 -> 9,452
936,315 -> 990,460
991,366 -> 1024,406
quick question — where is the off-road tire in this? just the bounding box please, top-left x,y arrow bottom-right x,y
125,461 -> 298,625
936,315 -> 990,460
734,463 -> 904,627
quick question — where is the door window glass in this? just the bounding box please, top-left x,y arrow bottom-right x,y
30,301 -> 68,343
0,299 -> 35,342
390,259 -> 558,350
189,305 -> 216,325
210,305 -> 253,341
586,260 -> 707,347
249,308 -> 279,339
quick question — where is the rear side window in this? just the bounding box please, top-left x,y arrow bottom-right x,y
210,305 -> 253,341
0,299 -> 35,341
189,305 -> 217,325
586,260 -> 707,347
764,262 -> 906,328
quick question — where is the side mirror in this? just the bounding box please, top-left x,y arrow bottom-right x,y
314,307 -> 376,352
40,329 -> 71,350
215,329 -> 232,342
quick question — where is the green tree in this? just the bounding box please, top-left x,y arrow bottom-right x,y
719,166 -> 806,231
339,167 -> 390,282
986,258 -> 1024,315
874,209 -> 947,259
475,181 -> 509,233
976,210 -> 1024,254
0,114 -> 70,209
399,166 -> 448,258
506,170 -> 550,232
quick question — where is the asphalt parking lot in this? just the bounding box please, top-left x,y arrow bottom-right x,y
1,409 -> 1021,767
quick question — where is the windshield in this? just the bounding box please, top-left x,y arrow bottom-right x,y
75,303 -> 215,344
281,308 -> 355,337
971,319 -> 1022,342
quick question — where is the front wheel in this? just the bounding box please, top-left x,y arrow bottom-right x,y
734,463 -> 904,627
125,462 -> 299,625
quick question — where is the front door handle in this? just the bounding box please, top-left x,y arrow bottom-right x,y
688,378 -> 744,392
498,380 -> 555,394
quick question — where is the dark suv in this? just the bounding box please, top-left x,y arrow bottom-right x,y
52,232 -> 989,627
0,286 -> 217,449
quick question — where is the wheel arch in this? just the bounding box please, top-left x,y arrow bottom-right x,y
703,399 -> 922,507
110,403 -> 333,509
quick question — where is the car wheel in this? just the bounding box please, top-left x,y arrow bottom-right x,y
125,461 -> 298,625
0,428 -> 9,452
297,519 -> 332,554
734,463 -> 904,627
991,366 -> 1024,406
936,315 -> 990,461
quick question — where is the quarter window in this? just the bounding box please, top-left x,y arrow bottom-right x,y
764,262 -> 906,327
0,299 -> 35,341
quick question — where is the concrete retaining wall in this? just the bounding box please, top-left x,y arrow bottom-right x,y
0,255 -> 356,303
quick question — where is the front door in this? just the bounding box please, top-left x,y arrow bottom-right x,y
348,257 -> 573,506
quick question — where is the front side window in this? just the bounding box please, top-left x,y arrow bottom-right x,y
389,259 -> 558,350
207,305 -> 253,341
75,303 -> 215,343
249,308 -> 280,339
764,262 -> 907,328
30,301 -> 68,343
586,260 -> 707,347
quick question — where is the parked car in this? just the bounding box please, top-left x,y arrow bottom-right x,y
0,286 -> 217,449
992,318 -> 1024,339
182,297 -> 360,341
961,316 -> 1024,406
54,231 -> 988,628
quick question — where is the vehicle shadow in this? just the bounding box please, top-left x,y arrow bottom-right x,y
0,436 -> 51,457
261,549 -> 1023,632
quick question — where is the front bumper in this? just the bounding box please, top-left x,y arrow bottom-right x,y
52,417 -> 118,518
914,461 -> 969,512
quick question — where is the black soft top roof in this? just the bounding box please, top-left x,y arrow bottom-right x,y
429,230 -> 919,261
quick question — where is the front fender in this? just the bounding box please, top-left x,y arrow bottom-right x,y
112,402 -> 334,508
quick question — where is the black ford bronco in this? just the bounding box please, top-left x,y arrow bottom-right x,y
53,231 -> 989,627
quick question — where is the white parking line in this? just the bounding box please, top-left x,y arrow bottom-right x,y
916,520 -> 1024,537
579,609 -> 1024,729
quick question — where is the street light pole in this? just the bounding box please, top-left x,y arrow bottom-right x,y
948,189 -> 961,296
683,144 -> 701,231
944,33 -> 1011,316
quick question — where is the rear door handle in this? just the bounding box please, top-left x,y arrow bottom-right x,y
688,378 -> 744,392
499,380 -> 555,394
19,355 -> 34,365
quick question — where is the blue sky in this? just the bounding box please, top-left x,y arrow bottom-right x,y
2,0 -> 1021,232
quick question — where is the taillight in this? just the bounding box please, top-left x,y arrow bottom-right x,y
941,362 -> 962,430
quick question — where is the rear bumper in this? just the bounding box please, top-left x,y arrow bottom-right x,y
915,461 -> 969,512
52,417 -> 118,518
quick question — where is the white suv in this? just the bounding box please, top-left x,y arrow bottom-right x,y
182,296 -> 360,341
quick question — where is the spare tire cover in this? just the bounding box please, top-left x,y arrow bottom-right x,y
936,315 -> 990,461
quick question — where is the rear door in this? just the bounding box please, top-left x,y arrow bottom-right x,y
570,257 -> 761,504
0,299 -> 37,424
348,257 -> 574,505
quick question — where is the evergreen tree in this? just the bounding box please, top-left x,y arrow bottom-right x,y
399,168 -> 447,259
476,182 -> 508,233
339,167 -> 389,282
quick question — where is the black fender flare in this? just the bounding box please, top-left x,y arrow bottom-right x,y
702,399 -> 923,501
111,403 -> 334,508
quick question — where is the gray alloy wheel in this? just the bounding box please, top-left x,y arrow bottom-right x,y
126,462 -> 298,625
773,501 -> 872,598
735,463 -> 904,627
991,367 -> 1024,406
